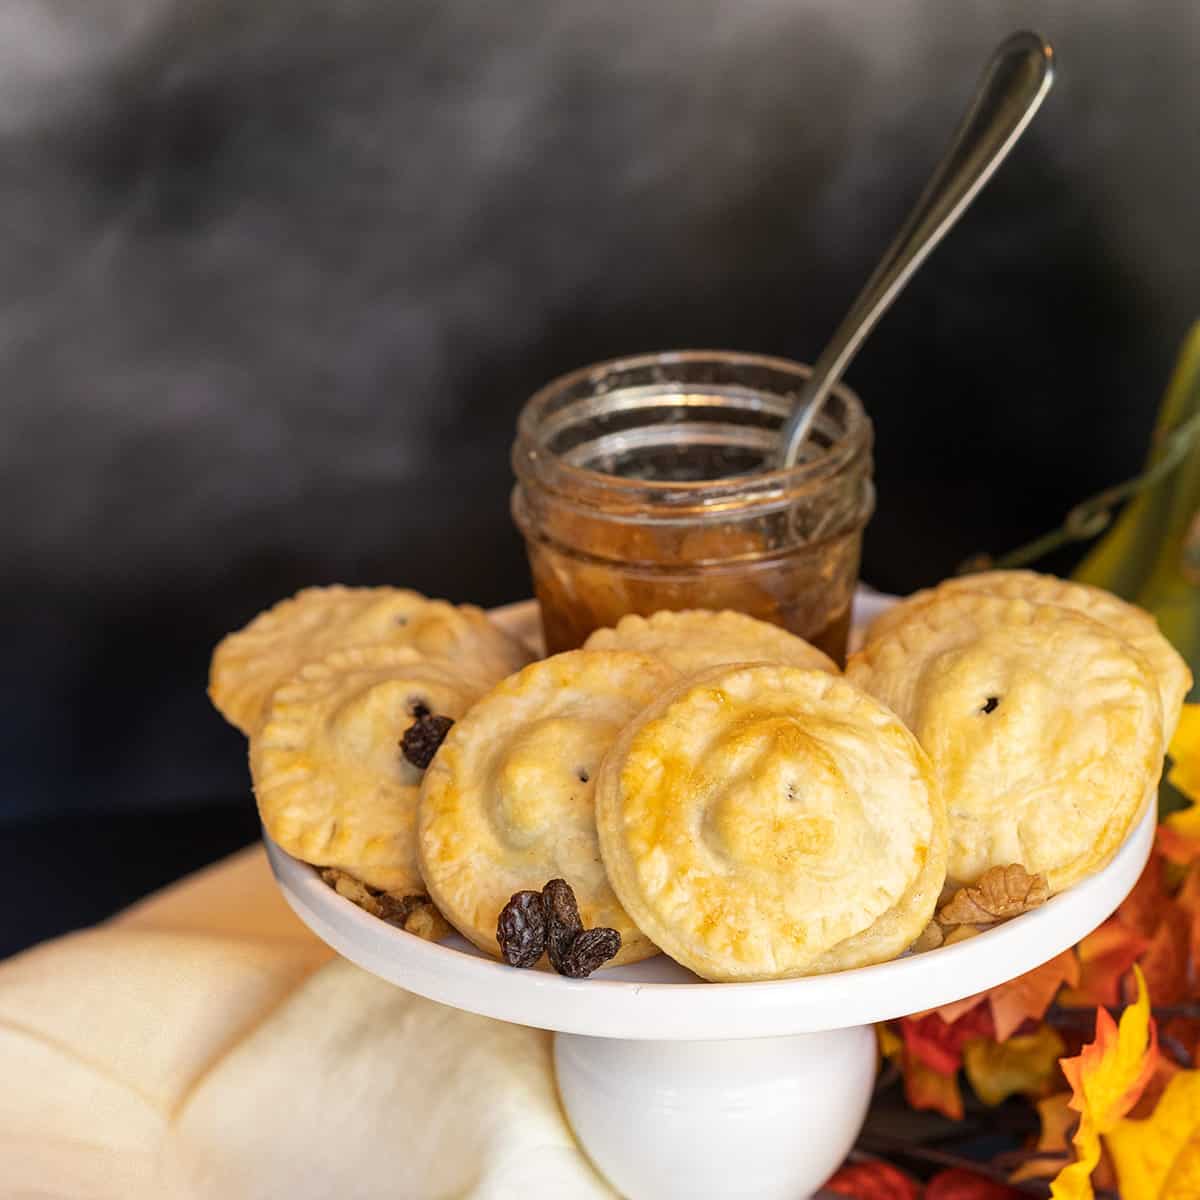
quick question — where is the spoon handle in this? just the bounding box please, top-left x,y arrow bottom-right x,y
777,31 -> 1055,467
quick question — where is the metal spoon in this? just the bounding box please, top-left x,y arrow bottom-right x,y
776,30 -> 1055,467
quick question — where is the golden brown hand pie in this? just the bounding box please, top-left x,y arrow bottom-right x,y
595,665 -> 946,982
865,570 -> 1189,738
583,609 -> 837,676
252,644 -> 489,893
848,591 -> 1163,893
417,650 -> 678,966
210,586 -> 532,734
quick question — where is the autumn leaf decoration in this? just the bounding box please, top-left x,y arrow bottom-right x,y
1161,704 -> 1200,864
1106,1069 -> 1200,1197
1052,966 -> 1159,1199
856,820 -> 1200,1200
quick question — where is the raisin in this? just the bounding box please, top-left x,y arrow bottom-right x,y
401,713 -> 454,768
542,877 -> 584,974
497,890 -> 548,967
558,926 -> 622,977
981,696 -> 1000,714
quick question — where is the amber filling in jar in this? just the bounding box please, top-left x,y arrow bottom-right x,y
511,353 -> 874,663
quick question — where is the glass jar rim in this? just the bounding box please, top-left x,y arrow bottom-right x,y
513,349 -> 870,514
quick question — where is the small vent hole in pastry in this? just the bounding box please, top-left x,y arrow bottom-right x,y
395,615 -> 409,626
408,698 -> 431,718
576,768 -> 590,784
980,696 -> 1000,715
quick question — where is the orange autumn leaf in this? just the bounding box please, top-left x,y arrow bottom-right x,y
1051,966 -> 1159,1200
924,1167 -> 1025,1199
933,992 -> 987,1028
963,1025 -> 1066,1106
1156,823 -> 1200,867
1107,1068 -> 1200,1199
1011,1092 -> 1076,1183
904,1051 -> 965,1120
932,950 -> 1079,1043
824,1161 -> 922,1200
989,950 -> 1081,1041
1059,918 -> 1150,1008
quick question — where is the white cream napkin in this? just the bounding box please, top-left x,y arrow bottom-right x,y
0,846 -> 615,1199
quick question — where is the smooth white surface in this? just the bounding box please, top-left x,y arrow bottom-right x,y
265,586 -> 1157,1041
554,1027 -> 876,1200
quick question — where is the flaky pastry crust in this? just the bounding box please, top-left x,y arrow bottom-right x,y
210,585 -> 531,734
417,650 -> 678,966
252,644 -> 487,892
849,592 -> 1163,893
595,665 -> 946,982
584,609 -> 838,677
865,570 -> 1189,739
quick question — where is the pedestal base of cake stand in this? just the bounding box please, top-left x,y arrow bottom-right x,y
555,1026 -> 875,1200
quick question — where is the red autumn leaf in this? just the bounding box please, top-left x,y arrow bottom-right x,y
925,1167 -> 1025,1199
1118,847 -> 1171,937
900,1006 -> 996,1075
1112,845 -> 1192,1004
1175,862 -> 1200,985
824,1161 -> 921,1200
1138,902 -> 1191,1004
1058,918 -> 1149,1008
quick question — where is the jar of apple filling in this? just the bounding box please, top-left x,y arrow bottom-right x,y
511,351 -> 874,664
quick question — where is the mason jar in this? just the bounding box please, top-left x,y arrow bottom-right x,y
511,350 -> 875,663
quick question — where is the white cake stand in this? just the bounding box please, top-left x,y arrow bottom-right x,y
264,591 -> 1157,1200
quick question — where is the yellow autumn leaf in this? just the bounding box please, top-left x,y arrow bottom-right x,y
1107,1069 -> 1200,1199
1012,1092 -> 1077,1183
1051,966 -> 1159,1200
1166,705 -> 1200,811
878,1023 -> 903,1061
964,1026 -> 1066,1106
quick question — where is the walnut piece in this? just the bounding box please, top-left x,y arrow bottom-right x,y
319,868 -> 450,941
937,864 -> 1049,927
911,921 -> 945,953
943,923 -> 982,946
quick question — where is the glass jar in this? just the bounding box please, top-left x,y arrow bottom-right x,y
511,351 -> 875,664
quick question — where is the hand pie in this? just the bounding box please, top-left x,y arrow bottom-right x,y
252,644 -> 489,893
848,592 -> 1163,893
211,586 -> 532,734
595,665 -> 946,982
583,609 -> 837,677
865,570 -> 1189,739
418,650 -> 678,966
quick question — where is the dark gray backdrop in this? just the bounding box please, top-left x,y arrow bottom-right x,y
3,0 -> 1198,944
